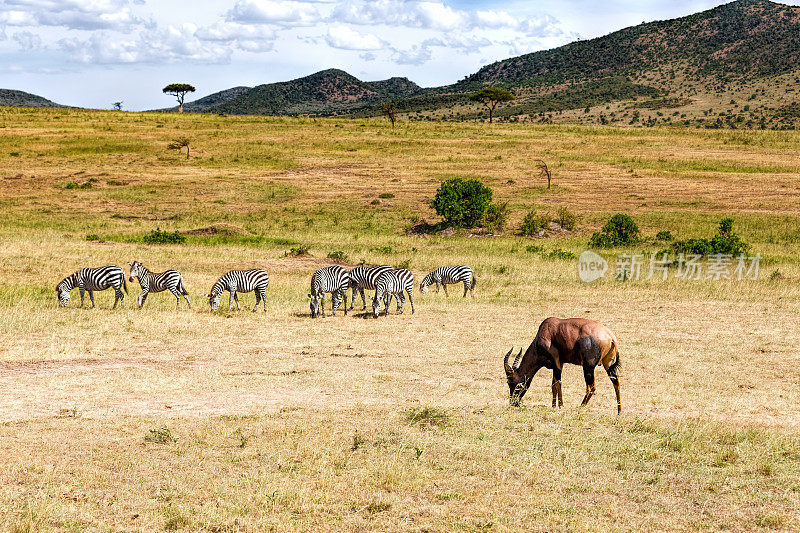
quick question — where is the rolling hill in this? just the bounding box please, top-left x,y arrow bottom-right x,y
161,0 -> 800,128
0,89 -> 66,108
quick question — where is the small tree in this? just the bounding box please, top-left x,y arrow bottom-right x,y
382,102 -> 397,128
112,101 -> 123,111
430,177 -> 493,228
168,137 -> 191,159
162,83 -> 195,113
469,87 -> 515,123
534,159 -> 551,188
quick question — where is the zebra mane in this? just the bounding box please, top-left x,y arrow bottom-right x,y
57,271 -> 78,291
210,278 -> 226,297
421,271 -> 434,286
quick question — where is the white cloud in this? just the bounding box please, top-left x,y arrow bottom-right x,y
391,42 -> 433,66
58,25 -> 231,64
195,22 -> 277,52
12,30 -> 41,50
325,25 -> 381,50
226,0 -> 321,26
0,0 -> 148,31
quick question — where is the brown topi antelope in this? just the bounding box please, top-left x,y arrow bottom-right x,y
504,317 -> 621,414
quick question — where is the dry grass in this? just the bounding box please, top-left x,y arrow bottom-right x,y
0,107 -> 799,531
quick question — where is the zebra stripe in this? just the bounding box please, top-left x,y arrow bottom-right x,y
420,265 -> 475,297
56,265 -> 128,308
309,265 -> 349,318
128,261 -> 191,309
206,269 -> 269,312
348,265 -> 393,310
372,268 -> 414,317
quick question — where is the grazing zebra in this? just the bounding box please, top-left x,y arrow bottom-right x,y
56,265 -> 127,308
420,265 -> 476,297
128,261 -> 191,309
309,265 -> 349,318
372,268 -> 414,317
348,265 -> 393,311
205,269 -> 269,312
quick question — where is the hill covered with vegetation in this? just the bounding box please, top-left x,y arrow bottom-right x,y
140,0 -> 800,128
0,89 -> 66,108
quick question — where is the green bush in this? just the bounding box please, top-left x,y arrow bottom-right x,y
371,245 -> 393,254
327,250 -> 347,261
655,230 -> 674,241
556,207 -> 577,230
589,214 -> 640,247
287,244 -> 310,257
483,202 -> 509,232
143,228 -> 186,245
520,210 -> 552,236
378,193 -> 395,199
669,218 -> 749,256
542,248 -> 577,260
430,177 -> 493,228
85,234 -> 100,241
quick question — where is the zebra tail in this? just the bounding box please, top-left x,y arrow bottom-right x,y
178,278 -> 189,295
471,274 -> 477,290
122,276 -> 128,294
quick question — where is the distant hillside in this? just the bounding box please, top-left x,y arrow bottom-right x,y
0,89 -> 65,108
171,0 -> 800,129
183,69 -> 422,116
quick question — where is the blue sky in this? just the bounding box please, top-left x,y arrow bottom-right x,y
1,0 -> 797,110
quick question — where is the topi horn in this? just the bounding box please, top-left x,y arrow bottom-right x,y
504,348 -> 514,375
513,348 -> 523,370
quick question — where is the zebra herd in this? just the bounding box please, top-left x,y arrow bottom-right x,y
55,263 -> 476,318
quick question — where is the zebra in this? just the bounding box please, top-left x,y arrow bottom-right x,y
205,269 -> 269,312
372,268 -> 414,317
348,265 -> 394,311
309,265 -> 349,318
420,265 -> 476,297
128,261 -> 191,309
56,265 -> 128,308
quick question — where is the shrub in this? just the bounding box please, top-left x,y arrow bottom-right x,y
542,248 -> 577,260
371,245 -> 393,254
378,193 -> 395,199
655,230 -> 674,241
483,202 -> 509,232
286,244 -> 310,257
669,218 -> 749,256
85,234 -> 100,241
64,182 -> 79,189
430,177 -> 493,228
589,214 -> 640,247
520,210 -> 552,236
327,250 -> 347,261
404,407 -> 449,428
395,258 -> 411,270
525,244 -> 544,254
145,426 -> 177,444
143,228 -> 185,245
556,207 -> 577,230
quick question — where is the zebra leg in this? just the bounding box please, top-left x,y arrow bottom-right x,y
398,292 -> 405,314
360,288 -> 367,310
442,283 -> 449,297
79,287 -> 85,307
463,281 -> 468,297
183,293 -> 192,309
408,289 -> 414,314
252,290 -> 260,312
139,289 -> 149,309
233,292 -> 240,311
88,290 -> 96,308
228,291 -> 234,311
261,289 -> 267,312
384,294 -> 391,316
321,292 -> 326,318
169,288 -> 181,309
342,290 -> 348,316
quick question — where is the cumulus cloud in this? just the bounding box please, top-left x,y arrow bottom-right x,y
12,30 -> 41,50
195,22 -> 277,52
391,42 -> 433,65
0,0 -> 149,31
58,25 -> 231,65
325,25 -> 382,50
226,0 -> 321,26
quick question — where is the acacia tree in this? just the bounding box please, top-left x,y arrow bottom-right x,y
534,159 -> 552,188
168,137 -> 191,159
469,87 -> 515,123
162,83 -> 195,113
382,102 -> 397,128
112,101 -> 123,111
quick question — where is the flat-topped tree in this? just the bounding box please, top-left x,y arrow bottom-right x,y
469,87 -> 514,123
162,83 -> 195,113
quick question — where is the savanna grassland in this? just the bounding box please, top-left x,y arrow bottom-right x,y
0,107 -> 799,531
